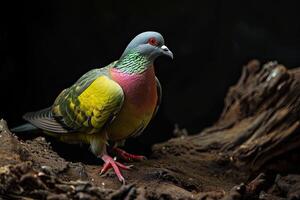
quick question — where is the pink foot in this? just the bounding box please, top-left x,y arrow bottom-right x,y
99,154 -> 132,184
113,147 -> 147,162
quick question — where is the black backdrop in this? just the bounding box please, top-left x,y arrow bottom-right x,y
1,0 -> 300,157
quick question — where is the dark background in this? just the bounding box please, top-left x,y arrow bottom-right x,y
1,1 -> 300,158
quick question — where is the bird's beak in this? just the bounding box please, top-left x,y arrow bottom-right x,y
161,45 -> 173,59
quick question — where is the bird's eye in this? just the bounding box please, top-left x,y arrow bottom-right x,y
148,37 -> 158,46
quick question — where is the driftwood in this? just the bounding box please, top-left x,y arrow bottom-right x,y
170,60 -> 300,171
1,60 -> 300,199
204,60 -> 300,172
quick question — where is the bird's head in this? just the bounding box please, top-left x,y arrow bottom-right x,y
120,31 -> 173,62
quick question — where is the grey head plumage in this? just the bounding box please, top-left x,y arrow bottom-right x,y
120,31 -> 173,62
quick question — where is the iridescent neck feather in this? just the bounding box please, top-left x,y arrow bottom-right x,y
114,50 -> 152,74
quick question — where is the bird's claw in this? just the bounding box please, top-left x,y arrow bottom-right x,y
99,154 -> 132,183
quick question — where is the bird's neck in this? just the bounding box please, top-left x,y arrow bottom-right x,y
110,65 -> 157,109
114,51 -> 152,74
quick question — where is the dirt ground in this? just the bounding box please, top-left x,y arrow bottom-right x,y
1,119 -> 299,200
0,119 -> 247,200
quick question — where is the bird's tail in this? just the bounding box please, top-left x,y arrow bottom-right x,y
11,123 -> 38,132
11,123 -> 63,140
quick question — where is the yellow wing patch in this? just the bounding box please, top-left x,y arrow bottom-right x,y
77,76 -> 124,129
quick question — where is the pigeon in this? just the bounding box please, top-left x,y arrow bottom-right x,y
12,31 -> 173,183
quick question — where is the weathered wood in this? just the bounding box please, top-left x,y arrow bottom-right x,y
204,60 -> 300,171
160,60 -> 300,172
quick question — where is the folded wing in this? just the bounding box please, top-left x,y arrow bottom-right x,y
24,64 -> 124,134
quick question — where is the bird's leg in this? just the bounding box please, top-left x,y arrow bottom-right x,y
112,147 -> 146,162
91,133 -> 132,183
99,154 -> 133,184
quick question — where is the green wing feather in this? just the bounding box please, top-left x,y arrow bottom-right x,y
24,61 -> 124,134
